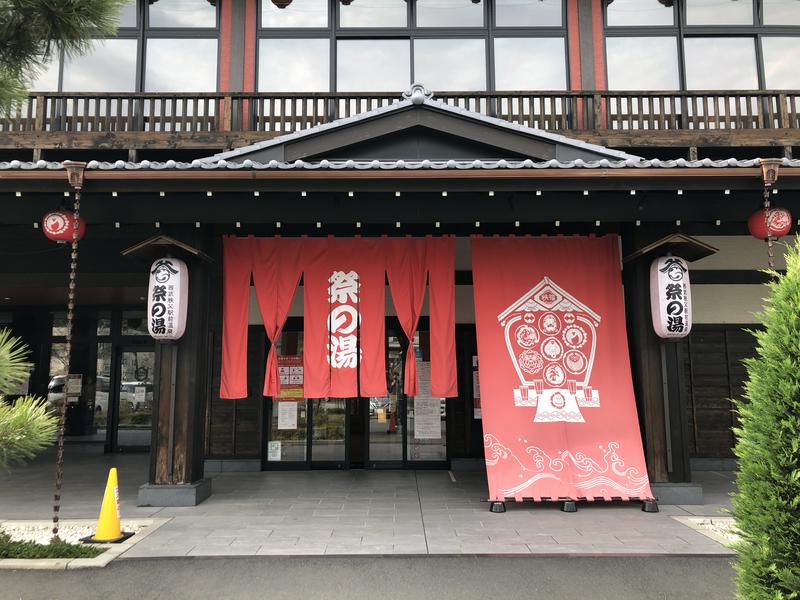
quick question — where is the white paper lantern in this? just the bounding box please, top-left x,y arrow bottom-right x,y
650,256 -> 692,339
147,257 -> 188,340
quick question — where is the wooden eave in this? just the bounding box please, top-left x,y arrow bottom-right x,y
2,167 -> 800,197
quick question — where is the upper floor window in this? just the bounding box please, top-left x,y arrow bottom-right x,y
28,0 -> 218,92
685,0 -> 753,25
606,0 -> 673,26
604,0 -> 800,91
257,0 -> 567,92
149,0 -> 218,27
764,0 -> 800,25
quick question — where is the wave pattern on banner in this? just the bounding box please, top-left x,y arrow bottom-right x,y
484,434 -> 651,498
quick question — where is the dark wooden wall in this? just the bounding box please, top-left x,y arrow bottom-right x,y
205,325 -> 265,458
680,326 -> 757,458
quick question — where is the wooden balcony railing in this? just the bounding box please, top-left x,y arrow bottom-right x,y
2,89 -> 799,140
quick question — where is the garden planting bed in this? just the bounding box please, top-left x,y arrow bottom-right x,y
0,518 -> 169,569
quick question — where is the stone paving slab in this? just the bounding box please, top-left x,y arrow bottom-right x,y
0,446 -> 737,559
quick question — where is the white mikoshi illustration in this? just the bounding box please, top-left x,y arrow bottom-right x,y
497,277 -> 601,423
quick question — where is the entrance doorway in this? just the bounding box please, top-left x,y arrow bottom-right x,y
263,327 -> 447,469
107,347 -> 155,452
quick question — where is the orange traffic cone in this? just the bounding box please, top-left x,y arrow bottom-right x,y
86,468 -> 131,543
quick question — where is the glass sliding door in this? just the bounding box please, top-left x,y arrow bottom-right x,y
311,398 -> 347,466
263,324 -> 448,469
265,331 -> 309,467
113,348 -> 155,451
367,335 -> 404,466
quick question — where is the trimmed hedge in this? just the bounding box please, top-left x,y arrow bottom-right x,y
732,238 -> 800,599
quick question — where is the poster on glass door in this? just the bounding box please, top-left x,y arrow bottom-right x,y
277,402 -> 298,430
413,361 -> 441,440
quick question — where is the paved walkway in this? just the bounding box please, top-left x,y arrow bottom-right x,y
0,446 -> 736,558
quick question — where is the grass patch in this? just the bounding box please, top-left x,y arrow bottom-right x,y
0,532 -> 105,559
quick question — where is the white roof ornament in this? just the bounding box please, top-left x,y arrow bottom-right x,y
402,83 -> 433,105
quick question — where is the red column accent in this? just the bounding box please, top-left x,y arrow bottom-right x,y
591,0 -> 607,91
244,0 -> 257,93
218,0 -> 233,92
566,0 -> 582,92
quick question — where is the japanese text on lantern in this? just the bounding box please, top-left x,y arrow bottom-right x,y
327,270 -> 361,369
650,256 -> 692,339
150,259 -> 178,336
662,258 -> 688,334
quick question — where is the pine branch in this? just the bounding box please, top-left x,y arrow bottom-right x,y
0,395 -> 57,470
0,0 -> 127,112
0,328 -> 32,395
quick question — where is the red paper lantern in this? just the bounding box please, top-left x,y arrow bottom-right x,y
748,207 -> 793,240
42,210 -> 86,242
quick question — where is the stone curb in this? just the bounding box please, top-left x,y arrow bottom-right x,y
0,518 -> 171,570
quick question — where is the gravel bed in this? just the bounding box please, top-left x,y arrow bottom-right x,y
1,521 -> 146,546
694,517 -> 740,543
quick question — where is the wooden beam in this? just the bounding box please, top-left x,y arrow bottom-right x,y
1,128 -> 798,152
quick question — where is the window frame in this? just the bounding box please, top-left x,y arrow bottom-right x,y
256,0 -> 569,93
45,0 -> 220,93
603,0 -> 800,91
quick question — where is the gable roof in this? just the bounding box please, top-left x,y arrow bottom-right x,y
201,84 -> 643,164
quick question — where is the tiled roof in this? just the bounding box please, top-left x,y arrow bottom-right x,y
1,157 -> 798,171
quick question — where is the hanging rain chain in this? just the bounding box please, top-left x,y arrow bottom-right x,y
762,187 -> 776,270
52,162 -> 85,541
760,158 -> 782,271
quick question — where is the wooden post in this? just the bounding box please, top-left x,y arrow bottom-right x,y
778,93 -> 789,129
223,95 -> 233,132
34,95 -> 45,132
138,232 -> 212,506
621,226 -> 692,484
592,93 -> 602,130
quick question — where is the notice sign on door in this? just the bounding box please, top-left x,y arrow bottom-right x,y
414,397 -> 441,439
277,401 -> 298,430
413,362 -> 441,440
267,441 -> 282,462
277,355 -> 304,399
134,386 -> 147,405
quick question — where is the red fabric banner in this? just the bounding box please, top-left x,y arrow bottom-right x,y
220,236 -> 456,401
386,235 -> 458,398
386,237 -> 428,397
220,236 -> 253,399
251,237 -> 303,397
471,235 -> 653,501
426,236 -> 458,398
220,236 -> 302,399
303,237 -> 387,398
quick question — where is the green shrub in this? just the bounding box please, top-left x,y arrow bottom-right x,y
732,238 -> 800,599
0,532 -> 104,559
0,328 -> 58,470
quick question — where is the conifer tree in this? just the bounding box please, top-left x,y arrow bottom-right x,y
732,238 -> 800,599
0,0 -> 126,112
